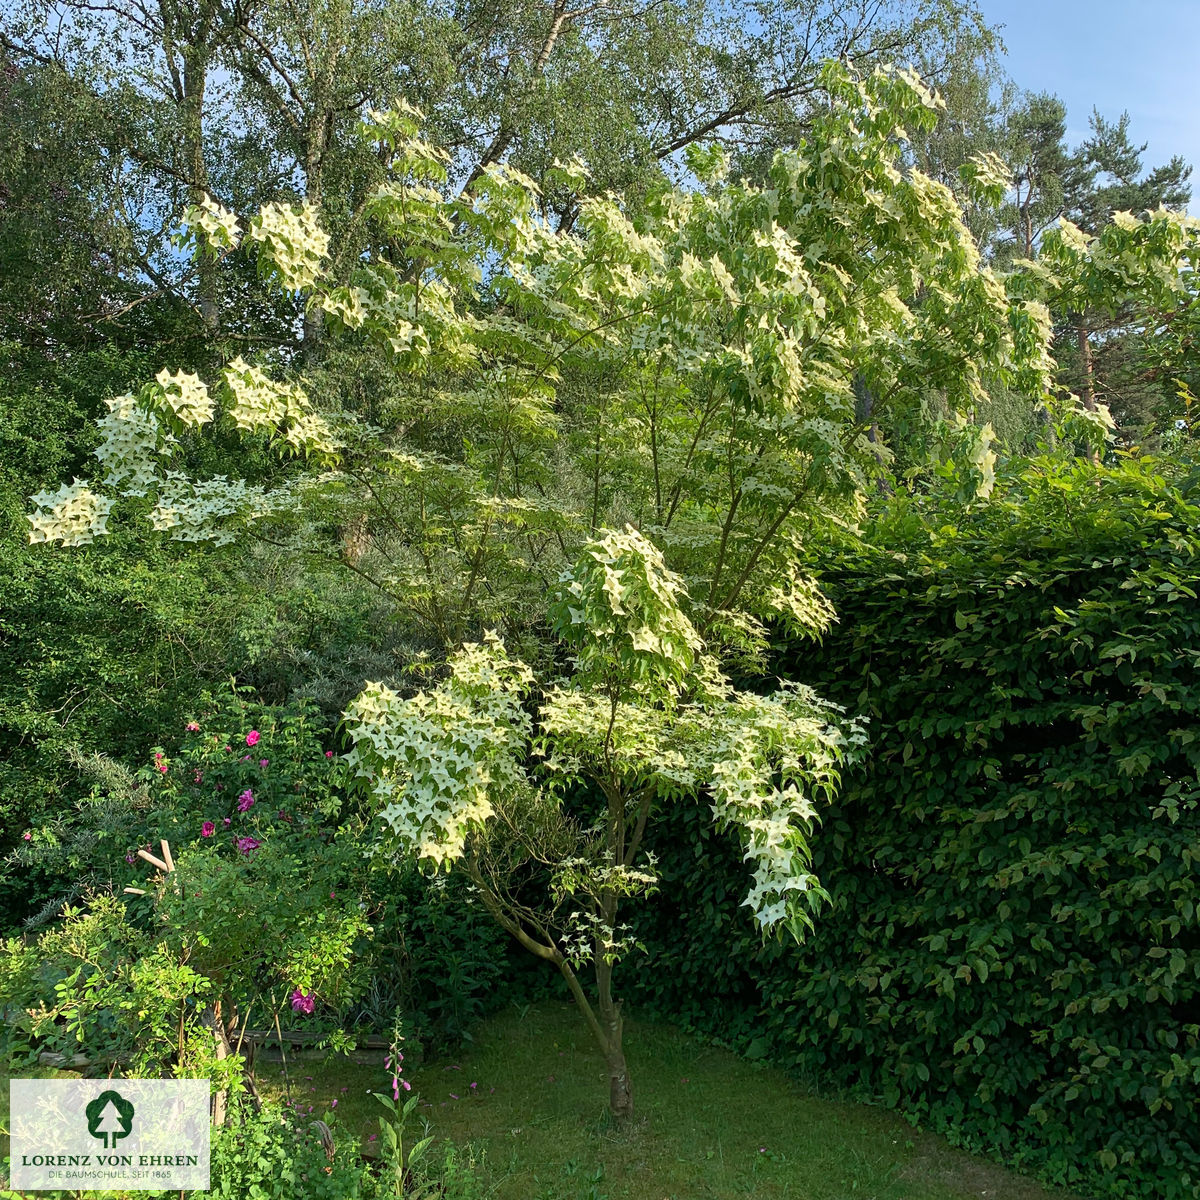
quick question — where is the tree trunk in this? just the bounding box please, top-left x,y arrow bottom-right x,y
179,35 -> 218,332
602,1017 -> 633,1121
593,920 -> 633,1122
300,123 -> 328,361
467,857 -> 637,1122
1075,314 -> 1095,411
1074,312 -> 1102,464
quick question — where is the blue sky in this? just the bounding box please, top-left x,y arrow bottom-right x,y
981,1 -> 1200,196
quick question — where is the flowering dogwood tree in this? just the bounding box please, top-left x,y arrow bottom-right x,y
26,66 -> 1055,636
28,62 -> 1092,1116
344,527 -> 866,1118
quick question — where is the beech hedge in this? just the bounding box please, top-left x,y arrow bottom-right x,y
631,458 -> 1200,1199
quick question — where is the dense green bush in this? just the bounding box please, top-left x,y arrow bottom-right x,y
4,689 -> 532,1069
349,862 -> 540,1055
631,457 -> 1200,1199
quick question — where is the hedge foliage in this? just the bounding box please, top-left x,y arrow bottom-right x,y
631,457 -> 1200,1199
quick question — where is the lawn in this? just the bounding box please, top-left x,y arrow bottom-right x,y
253,1001 -> 1079,1200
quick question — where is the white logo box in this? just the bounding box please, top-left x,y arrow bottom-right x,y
10,1079 -> 210,1191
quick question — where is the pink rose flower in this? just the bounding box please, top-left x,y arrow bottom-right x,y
246,730 -> 260,747
325,750 -> 333,758
237,789 -> 255,812
236,836 -> 261,856
201,821 -> 216,838
290,988 -> 315,1015
259,758 -> 268,768
23,831 -> 32,842
186,721 -> 200,732
223,816 -> 231,826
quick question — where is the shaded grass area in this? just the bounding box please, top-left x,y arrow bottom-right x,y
257,1001 -> 1080,1200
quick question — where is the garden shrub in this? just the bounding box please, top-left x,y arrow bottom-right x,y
4,689 -> 533,1071
0,693 -> 370,1083
631,458 -> 1200,1199
350,862 -> 539,1055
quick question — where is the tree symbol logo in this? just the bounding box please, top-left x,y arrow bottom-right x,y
85,1090 -> 135,1149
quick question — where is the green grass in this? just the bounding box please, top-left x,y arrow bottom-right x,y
255,1001 -> 1079,1200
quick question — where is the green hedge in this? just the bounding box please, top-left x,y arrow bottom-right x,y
631,458 -> 1200,1199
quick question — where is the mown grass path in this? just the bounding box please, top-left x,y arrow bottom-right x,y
258,1002 -> 1080,1200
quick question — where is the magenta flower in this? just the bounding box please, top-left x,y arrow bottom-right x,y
223,816 -> 231,826
201,821 -> 216,838
223,744 -> 232,752
186,721 -> 200,732
194,770 -> 204,784
325,750 -> 333,758
126,853 -> 135,863
259,758 -> 269,768
236,836 -> 261,856
291,988 -> 315,1015
23,831 -> 32,842
246,730 -> 261,747
237,789 -> 255,812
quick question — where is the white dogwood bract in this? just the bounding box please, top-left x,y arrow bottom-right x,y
27,481 -> 116,547
343,634 -> 534,869
153,369 -> 215,427
149,473 -> 300,545
94,393 -> 167,496
181,194 -> 241,255
247,200 -> 330,292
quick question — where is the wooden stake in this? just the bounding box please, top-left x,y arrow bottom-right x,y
137,848 -> 170,873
